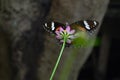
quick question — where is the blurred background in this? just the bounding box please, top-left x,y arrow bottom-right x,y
0,0 -> 119,80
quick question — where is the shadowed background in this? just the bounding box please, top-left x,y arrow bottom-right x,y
0,0 -> 119,80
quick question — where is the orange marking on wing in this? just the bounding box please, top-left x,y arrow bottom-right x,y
78,26 -> 86,31
56,26 -> 61,31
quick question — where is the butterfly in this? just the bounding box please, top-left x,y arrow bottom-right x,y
44,20 -> 98,34
43,20 -> 99,47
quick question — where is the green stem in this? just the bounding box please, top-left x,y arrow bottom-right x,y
50,37 -> 66,80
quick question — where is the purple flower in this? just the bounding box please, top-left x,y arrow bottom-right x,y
55,26 -> 75,44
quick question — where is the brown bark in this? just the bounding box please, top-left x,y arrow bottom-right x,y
0,0 -> 50,80
39,0 -> 109,80
0,31 -> 11,80
95,34 -> 110,80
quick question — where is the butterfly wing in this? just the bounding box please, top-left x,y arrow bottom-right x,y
70,20 -> 99,47
43,21 -> 65,34
70,20 -> 99,32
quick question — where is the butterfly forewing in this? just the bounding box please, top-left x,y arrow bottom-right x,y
43,22 -> 65,34
70,20 -> 99,32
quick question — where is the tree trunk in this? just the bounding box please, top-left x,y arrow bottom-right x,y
39,0 -> 109,80
0,0 -> 109,80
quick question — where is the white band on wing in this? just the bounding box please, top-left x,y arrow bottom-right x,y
94,21 -> 97,26
45,23 -> 47,27
84,20 -> 90,30
51,22 -> 55,30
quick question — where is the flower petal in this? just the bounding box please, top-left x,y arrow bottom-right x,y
60,40 -> 64,43
68,35 -> 75,39
59,27 -> 64,32
56,35 -> 62,39
66,26 -> 70,32
66,39 -> 72,44
69,30 -> 75,34
55,31 -> 60,36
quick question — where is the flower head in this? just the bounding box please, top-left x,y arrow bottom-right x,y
55,26 -> 75,44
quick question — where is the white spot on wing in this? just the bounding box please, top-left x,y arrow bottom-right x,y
94,21 -> 97,26
51,22 -> 55,30
45,23 -> 47,27
84,20 -> 90,30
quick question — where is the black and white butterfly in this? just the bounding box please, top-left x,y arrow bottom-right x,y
43,20 -> 99,34
43,20 -> 99,46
